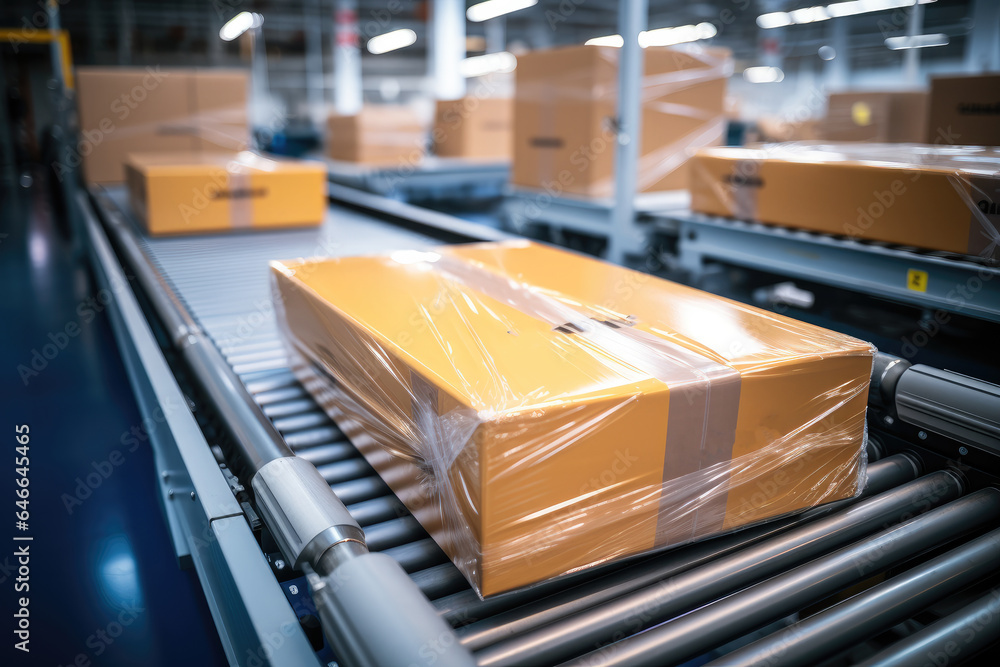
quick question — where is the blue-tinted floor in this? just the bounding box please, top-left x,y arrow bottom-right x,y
1,179 -> 227,666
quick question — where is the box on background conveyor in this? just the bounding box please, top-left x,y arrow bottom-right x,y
125,152 -> 326,235
689,143 -> 1000,260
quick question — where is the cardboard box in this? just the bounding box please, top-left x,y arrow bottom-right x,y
327,106 -> 427,165
76,67 -> 249,184
432,97 -> 512,160
821,91 -> 928,143
125,152 -> 325,236
927,74 -> 1000,146
512,45 -> 730,198
272,240 -> 872,596
689,144 -> 1000,259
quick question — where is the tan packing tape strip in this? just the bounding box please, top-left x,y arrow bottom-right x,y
226,163 -> 254,229
426,253 -> 741,547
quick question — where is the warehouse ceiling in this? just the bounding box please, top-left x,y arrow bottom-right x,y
0,0 -> 984,126
1,0 -> 976,66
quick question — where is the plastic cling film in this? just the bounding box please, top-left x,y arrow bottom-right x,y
512,44 -> 731,197
689,143 -> 1000,259
271,241 -> 873,598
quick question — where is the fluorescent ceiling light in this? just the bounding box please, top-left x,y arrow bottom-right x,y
641,22 -> 717,47
757,12 -> 793,29
743,66 -> 785,83
886,33 -> 949,50
459,51 -> 517,78
789,6 -> 830,24
220,12 -> 255,41
759,0 -> 936,28
585,34 -> 625,47
585,23 -> 717,49
367,29 -> 417,55
467,0 -> 538,23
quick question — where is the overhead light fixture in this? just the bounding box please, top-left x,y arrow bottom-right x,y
219,11 -> 258,41
641,22 -> 717,47
459,51 -> 517,78
467,0 -> 538,23
758,0 -> 936,29
366,28 -> 417,55
818,45 -> 837,60
885,33 -> 949,50
585,34 -> 625,47
756,12 -> 793,29
789,6 -> 830,24
743,66 -> 785,83
585,22 -> 717,49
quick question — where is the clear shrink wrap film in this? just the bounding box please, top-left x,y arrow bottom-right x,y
689,142 -> 1000,260
271,240 -> 873,598
512,44 -> 731,197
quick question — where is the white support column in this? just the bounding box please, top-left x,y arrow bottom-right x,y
609,0 -> 647,266
305,0 -> 326,129
825,17 -> 849,91
118,0 -> 133,66
333,0 -> 363,116
429,0 -> 466,100
485,17 -> 506,54
965,0 -> 1000,73
903,1 -> 924,86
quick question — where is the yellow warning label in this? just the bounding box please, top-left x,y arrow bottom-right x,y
907,269 -> 928,292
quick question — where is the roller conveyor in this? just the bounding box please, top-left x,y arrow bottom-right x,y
79,184 -> 1000,667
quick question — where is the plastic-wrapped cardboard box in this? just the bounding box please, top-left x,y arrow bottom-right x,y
271,240 -> 873,597
689,143 -> 1000,259
432,97 -> 512,160
512,45 -> 730,197
125,152 -> 325,235
821,91 -> 928,143
327,106 -> 427,165
927,74 -> 1000,146
75,67 -> 249,184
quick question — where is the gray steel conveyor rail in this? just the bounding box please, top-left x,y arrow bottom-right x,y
82,190 -> 474,667
82,185 -> 1000,667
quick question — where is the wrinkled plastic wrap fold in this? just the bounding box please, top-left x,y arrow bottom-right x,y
690,143 -> 1000,259
271,241 -> 873,597
512,44 -> 732,197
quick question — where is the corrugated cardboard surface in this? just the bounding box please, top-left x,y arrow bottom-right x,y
689,144 -> 1000,259
125,152 -> 325,236
327,106 -> 427,164
76,67 -> 249,184
273,240 -> 871,596
433,97 -> 513,160
512,45 -> 730,198
821,91 -> 928,143
927,74 -> 1000,147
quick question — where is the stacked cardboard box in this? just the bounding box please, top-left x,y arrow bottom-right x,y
689,143 -> 1000,259
76,67 -> 249,184
432,97 -> 513,160
272,240 -> 872,597
512,45 -> 731,197
327,106 -> 427,165
126,152 -> 325,235
927,74 -> 1000,146
820,91 -> 928,143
